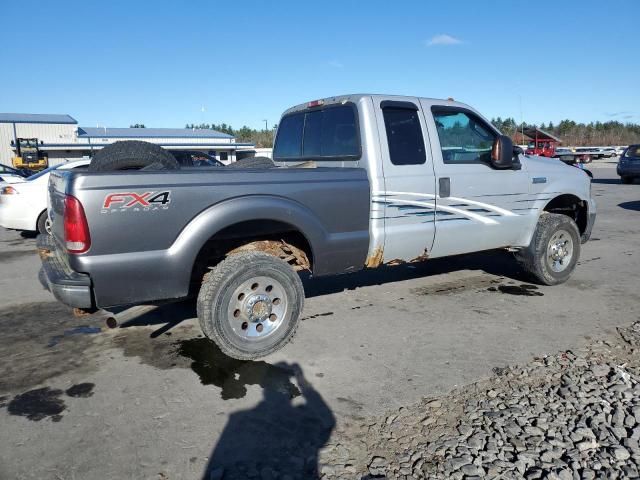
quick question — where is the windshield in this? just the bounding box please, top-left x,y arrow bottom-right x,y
0,165 -> 20,174
193,158 -> 222,167
27,164 -> 60,181
625,146 -> 640,158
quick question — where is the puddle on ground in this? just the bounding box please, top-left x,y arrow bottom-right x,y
301,312 -> 334,321
413,276 -> 501,296
2,300 -> 302,402
176,338 -> 301,400
113,326 -> 301,400
0,302 -> 103,393
6,387 -> 66,422
487,284 -> 544,296
48,326 -> 102,347
3,383 -> 96,422
65,382 -> 95,398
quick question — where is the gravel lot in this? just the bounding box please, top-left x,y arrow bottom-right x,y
0,165 -> 638,479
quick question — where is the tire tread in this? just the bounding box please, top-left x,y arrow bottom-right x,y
197,251 -> 303,360
88,141 -> 179,171
516,213 -> 581,285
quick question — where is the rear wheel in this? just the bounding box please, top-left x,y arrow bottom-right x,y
515,213 -> 581,285
621,176 -> 633,184
197,251 -> 304,360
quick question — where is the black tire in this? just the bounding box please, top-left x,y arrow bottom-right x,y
197,251 -> 304,360
621,176 -> 633,184
226,156 -> 275,169
88,141 -> 179,172
515,213 -> 581,286
36,210 -> 49,235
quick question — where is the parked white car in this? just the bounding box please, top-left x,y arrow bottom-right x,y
0,165 -> 28,186
0,160 -> 91,234
615,146 -> 628,156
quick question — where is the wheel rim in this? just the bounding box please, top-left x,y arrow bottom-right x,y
546,229 -> 574,273
44,217 -> 52,235
226,276 -> 288,341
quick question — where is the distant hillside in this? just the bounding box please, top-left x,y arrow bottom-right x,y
185,119 -> 640,149
492,117 -> 640,146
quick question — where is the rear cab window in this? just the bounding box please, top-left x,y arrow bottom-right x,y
273,104 -> 360,161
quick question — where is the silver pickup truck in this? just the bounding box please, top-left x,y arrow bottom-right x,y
41,94 -> 596,360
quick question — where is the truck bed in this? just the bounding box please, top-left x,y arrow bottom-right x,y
49,167 -> 370,307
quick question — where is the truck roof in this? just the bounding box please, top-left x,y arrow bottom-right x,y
281,94 -> 473,116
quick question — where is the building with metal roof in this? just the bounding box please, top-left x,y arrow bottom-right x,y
77,127 -> 233,139
0,113 -> 253,167
0,113 -> 77,125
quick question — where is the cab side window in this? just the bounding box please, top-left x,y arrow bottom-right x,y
382,107 -> 426,165
432,109 -> 496,164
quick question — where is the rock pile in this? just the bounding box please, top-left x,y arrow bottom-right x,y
318,322 -> 640,479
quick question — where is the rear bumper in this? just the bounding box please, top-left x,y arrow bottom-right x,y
38,234 -> 93,309
617,164 -> 640,176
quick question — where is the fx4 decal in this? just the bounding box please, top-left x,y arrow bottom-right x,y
101,191 -> 172,213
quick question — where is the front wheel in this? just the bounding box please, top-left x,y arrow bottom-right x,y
621,176 -> 633,184
515,213 -> 581,285
197,251 -> 304,360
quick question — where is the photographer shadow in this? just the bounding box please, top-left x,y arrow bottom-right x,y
202,362 -> 335,479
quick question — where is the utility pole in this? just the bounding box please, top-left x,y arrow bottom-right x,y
519,95 -> 524,145
263,119 -> 268,131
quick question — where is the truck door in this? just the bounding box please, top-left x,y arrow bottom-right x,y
421,101 -> 532,258
373,97 -> 437,263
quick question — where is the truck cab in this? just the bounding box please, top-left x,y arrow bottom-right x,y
274,95 -> 593,264
522,127 -> 561,158
526,140 -> 557,157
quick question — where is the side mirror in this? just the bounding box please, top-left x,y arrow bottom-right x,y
491,135 -> 518,169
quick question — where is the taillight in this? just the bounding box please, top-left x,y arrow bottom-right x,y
1,186 -> 19,195
64,195 -> 91,254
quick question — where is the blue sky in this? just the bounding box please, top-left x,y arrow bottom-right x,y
1,0 -> 638,130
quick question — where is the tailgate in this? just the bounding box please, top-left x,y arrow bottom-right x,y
48,170 -> 70,253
